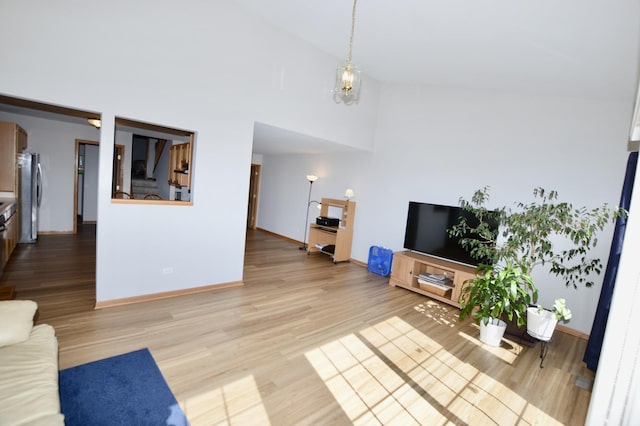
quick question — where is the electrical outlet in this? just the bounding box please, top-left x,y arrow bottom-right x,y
162,267 -> 173,275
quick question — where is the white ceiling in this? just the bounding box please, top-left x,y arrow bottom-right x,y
2,1 -> 639,153
236,0 -> 640,100
244,0 -> 640,152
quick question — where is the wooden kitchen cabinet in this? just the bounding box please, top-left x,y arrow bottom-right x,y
168,142 -> 191,189
3,212 -> 18,267
0,122 -> 28,194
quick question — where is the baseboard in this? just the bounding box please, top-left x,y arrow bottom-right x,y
556,323 -> 589,340
38,230 -> 74,235
255,228 -> 301,246
94,281 -> 244,309
351,258 -> 366,268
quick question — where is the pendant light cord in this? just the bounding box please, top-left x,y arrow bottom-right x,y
347,0 -> 358,64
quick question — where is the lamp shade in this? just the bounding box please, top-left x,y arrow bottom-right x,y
306,175 -> 318,182
344,188 -> 354,199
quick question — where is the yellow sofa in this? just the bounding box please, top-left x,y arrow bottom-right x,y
0,300 -> 64,425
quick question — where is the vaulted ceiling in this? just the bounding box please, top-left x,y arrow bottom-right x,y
2,1 -> 639,154
236,0 -> 640,101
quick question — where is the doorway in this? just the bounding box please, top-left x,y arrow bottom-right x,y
247,164 -> 261,229
74,140 -> 99,233
112,144 -> 125,195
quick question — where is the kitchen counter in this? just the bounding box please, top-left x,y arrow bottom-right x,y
0,197 -> 17,222
1,197 -> 18,273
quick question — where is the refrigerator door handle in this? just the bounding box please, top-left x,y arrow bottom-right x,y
36,162 -> 43,207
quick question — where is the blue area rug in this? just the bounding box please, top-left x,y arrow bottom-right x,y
59,348 -> 189,426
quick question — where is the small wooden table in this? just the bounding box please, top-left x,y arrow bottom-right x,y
0,285 -> 16,300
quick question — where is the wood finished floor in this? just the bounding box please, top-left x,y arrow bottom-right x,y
0,226 -> 594,425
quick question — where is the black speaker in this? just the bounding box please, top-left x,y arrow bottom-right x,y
316,216 -> 340,227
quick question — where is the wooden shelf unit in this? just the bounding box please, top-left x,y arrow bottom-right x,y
168,142 -> 191,188
389,251 -> 476,307
307,198 -> 355,263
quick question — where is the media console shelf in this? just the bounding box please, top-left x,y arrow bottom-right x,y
389,251 -> 476,308
307,198 -> 355,263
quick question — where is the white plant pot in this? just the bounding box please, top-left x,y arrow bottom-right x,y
479,317 -> 507,346
527,307 -> 558,341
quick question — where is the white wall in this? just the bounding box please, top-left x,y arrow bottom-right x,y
365,86 -> 632,335
256,85 -> 634,335
251,153 -> 263,165
0,0 -> 380,302
0,111 -> 100,232
256,151 -> 372,241
82,144 -> 99,222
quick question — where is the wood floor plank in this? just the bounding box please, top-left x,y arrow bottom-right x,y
0,225 -> 594,425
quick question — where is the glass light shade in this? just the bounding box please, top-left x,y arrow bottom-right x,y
87,118 -> 101,128
333,62 -> 361,105
306,175 -> 318,182
344,188 -> 354,199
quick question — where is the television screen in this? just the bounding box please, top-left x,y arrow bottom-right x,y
403,201 -> 497,267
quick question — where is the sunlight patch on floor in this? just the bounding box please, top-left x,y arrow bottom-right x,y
306,336 -> 439,425
305,316 -> 563,425
413,300 -> 459,328
180,375 -> 270,426
457,328 -> 521,364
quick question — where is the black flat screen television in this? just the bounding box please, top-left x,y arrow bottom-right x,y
403,201 -> 498,267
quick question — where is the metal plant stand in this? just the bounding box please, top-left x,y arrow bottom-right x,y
539,339 -> 551,368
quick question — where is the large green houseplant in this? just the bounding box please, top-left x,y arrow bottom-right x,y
458,261 -> 536,326
450,186 -> 623,337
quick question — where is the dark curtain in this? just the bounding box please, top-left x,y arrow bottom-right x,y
584,151 -> 638,371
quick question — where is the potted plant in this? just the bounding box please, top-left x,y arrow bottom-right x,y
459,261 -> 537,346
450,186 -> 623,336
526,298 -> 572,341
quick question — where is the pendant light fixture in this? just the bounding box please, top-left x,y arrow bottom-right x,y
333,0 -> 361,105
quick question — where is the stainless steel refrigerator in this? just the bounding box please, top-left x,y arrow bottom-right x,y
18,152 -> 42,243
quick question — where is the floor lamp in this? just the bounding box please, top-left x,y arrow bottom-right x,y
300,174 -> 318,250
